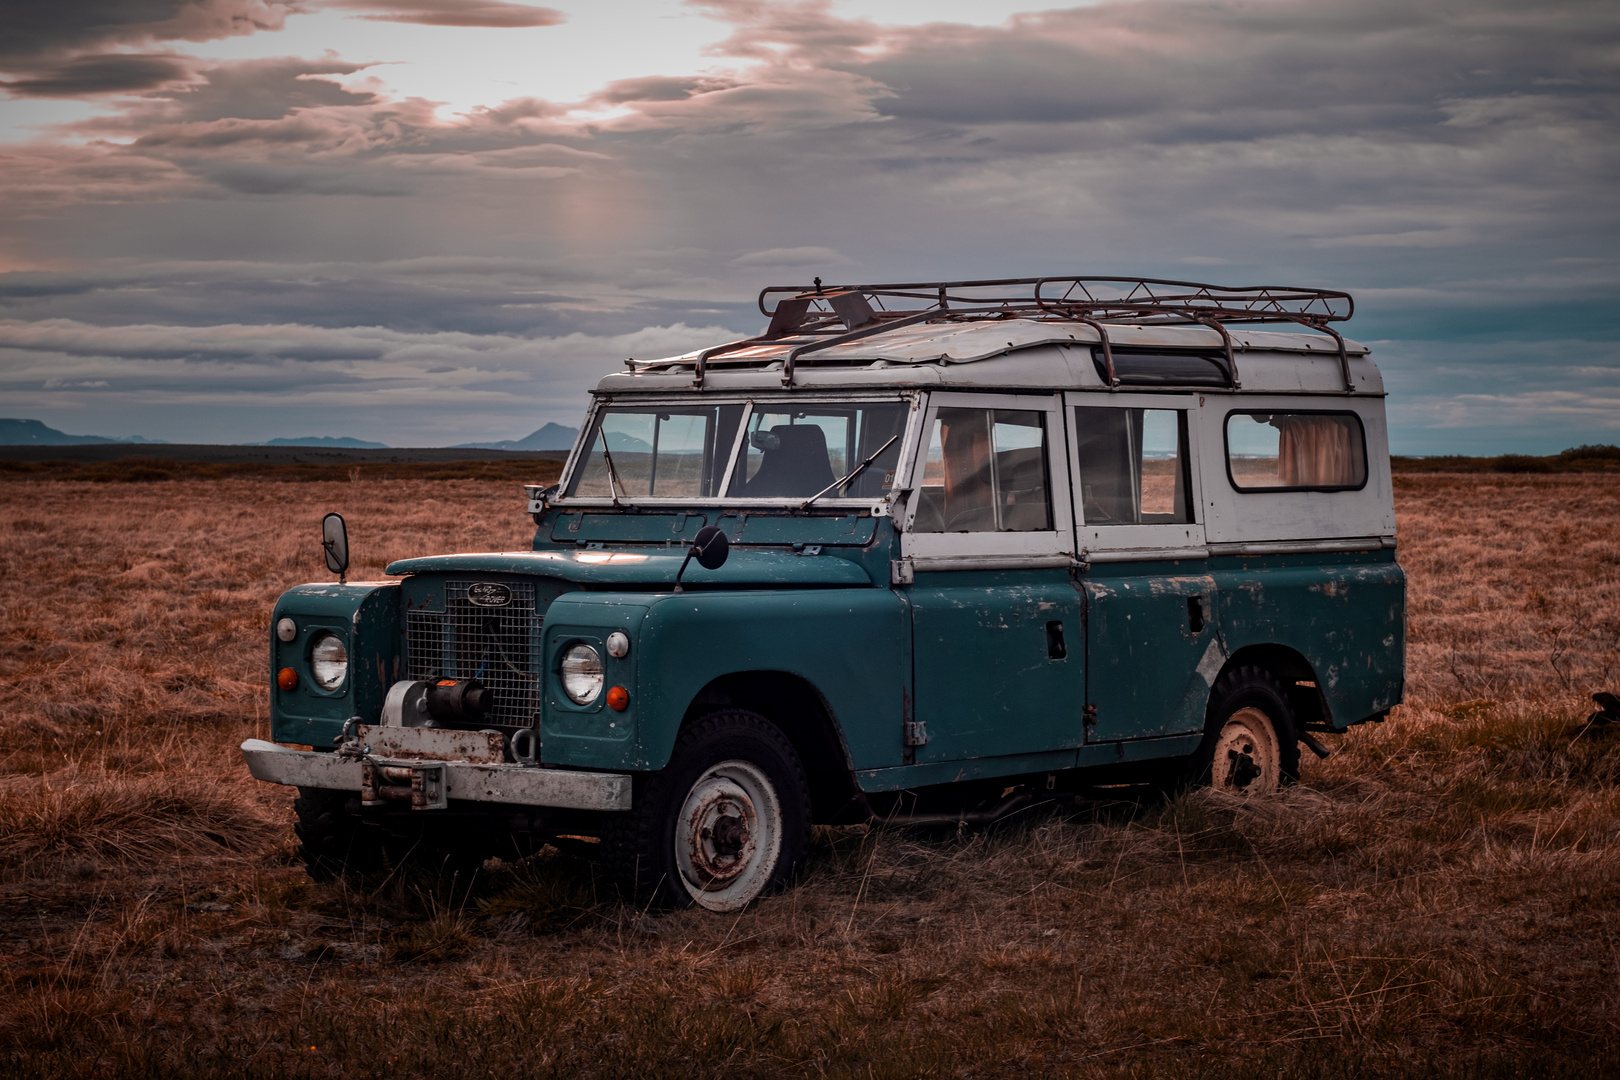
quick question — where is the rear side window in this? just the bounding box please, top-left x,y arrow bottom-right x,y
912,408 -> 1052,533
1073,408 -> 1193,525
1225,411 -> 1367,491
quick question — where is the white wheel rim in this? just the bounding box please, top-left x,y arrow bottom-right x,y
1210,706 -> 1280,797
673,759 -> 782,912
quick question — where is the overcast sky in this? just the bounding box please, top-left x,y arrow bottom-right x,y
1,0 -> 1616,452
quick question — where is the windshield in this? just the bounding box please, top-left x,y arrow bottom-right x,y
727,402 -> 907,499
569,403 -> 744,499
567,399 -> 908,502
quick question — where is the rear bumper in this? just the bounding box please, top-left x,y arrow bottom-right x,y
239,739 -> 633,812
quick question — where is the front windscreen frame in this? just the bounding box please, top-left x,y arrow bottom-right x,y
555,391 -> 923,509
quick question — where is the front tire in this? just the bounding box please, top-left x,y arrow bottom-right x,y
604,710 -> 810,912
293,787 -> 389,881
1192,667 -> 1300,797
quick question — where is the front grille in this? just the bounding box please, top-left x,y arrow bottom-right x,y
405,580 -> 542,730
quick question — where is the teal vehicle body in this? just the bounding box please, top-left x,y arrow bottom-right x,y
250,277 -> 1405,904
269,581 -> 400,747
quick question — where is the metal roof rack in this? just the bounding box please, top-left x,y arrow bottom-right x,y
678,276 -> 1354,391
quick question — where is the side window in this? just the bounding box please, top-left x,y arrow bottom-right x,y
1226,412 -> 1367,491
912,408 -> 1052,533
1074,408 -> 1192,525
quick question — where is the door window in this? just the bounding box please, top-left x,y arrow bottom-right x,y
912,408 -> 1052,533
1073,408 -> 1192,525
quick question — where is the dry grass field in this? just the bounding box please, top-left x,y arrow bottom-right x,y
1,471 -> 1618,1078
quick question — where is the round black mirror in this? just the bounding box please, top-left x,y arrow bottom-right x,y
691,525 -> 729,570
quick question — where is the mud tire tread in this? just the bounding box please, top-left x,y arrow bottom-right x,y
602,709 -> 811,910
1189,665 -> 1302,790
293,787 -> 387,882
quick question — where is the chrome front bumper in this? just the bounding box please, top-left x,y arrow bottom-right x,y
240,738 -> 633,812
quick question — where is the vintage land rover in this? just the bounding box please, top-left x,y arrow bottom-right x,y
243,276 -> 1405,912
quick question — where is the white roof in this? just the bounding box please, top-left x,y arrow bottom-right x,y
597,319 -> 1380,396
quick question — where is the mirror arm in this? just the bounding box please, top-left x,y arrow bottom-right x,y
322,539 -> 347,584
673,546 -> 697,594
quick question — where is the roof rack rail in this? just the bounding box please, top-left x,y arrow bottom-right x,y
680,276 -> 1355,391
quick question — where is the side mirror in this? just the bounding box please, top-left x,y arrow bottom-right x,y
692,525 -> 729,569
322,512 -> 349,582
673,525 -> 729,592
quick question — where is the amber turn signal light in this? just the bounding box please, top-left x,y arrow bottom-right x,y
277,667 -> 299,691
606,685 -> 629,711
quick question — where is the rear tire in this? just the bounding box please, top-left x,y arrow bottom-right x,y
603,710 -> 810,912
1191,667 -> 1300,797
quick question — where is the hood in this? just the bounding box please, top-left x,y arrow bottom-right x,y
384,549 -> 873,588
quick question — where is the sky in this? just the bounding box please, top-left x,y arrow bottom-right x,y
0,0 -> 1616,453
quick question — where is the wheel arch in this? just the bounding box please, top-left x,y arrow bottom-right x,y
681,670 -> 864,825
1215,643 -> 1333,732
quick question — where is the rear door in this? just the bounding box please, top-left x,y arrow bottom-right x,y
1066,393 -> 1219,742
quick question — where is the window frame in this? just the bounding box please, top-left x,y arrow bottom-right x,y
899,391 -> 1073,560
1066,392 -> 1206,555
555,391 -> 923,509
1223,408 -> 1370,494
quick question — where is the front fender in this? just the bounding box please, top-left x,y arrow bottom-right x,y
539,588 -> 905,772
269,581 -> 401,747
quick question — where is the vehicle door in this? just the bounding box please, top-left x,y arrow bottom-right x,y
897,392 -> 1083,763
1067,393 -> 1219,742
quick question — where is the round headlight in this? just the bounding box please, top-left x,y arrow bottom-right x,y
560,644 -> 604,705
310,632 -> 349,690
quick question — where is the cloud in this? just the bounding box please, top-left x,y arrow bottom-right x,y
0,0 -> 296,63
1,52 -> 196,97
324,0 -> 564,28
0,0 -> 1617,450
731,246 -> 853,269
587,74 -> 736,106
0,317 -> 742,442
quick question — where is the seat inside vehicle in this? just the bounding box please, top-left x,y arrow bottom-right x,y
744,424 -> 836,497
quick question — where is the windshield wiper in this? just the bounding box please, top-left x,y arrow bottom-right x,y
799,434 -> 900,511
596,429 -> 626,508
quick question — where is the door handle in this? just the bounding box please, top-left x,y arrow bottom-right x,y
1045,620 -> 1066,659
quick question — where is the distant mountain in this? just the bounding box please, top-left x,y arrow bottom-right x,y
261,436 -> 389,448
455,422 -> 578,452
604,431 -> 652,453
0,418 -> 166,445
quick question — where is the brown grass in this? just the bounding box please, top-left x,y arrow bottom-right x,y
1,472 -> 1618,1078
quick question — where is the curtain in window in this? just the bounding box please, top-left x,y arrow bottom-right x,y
1275,415 -> 1361,487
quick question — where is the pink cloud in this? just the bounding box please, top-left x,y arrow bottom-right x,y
323,0 -> 564,28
